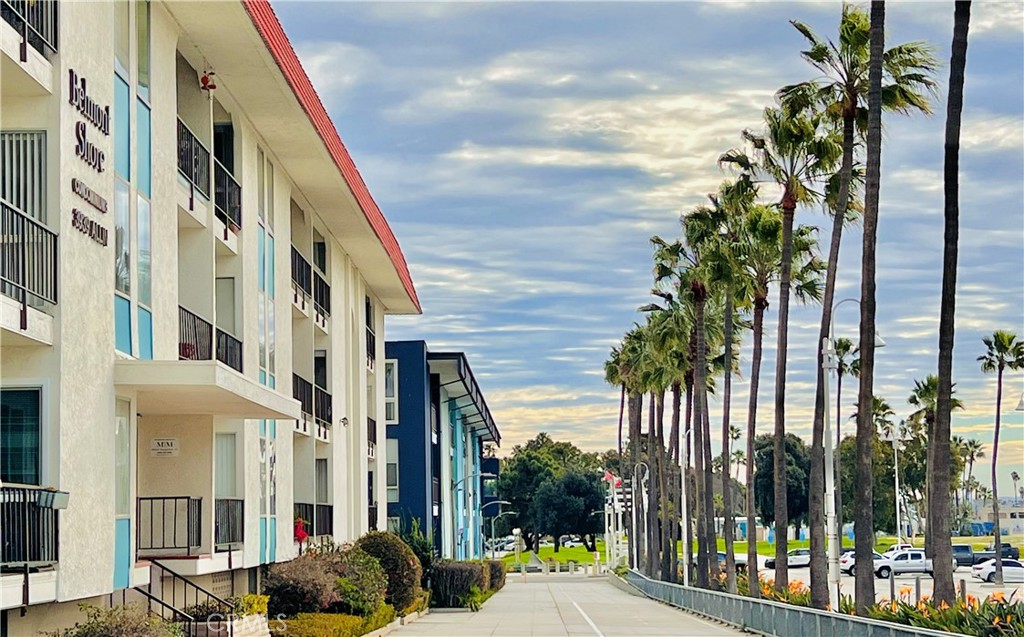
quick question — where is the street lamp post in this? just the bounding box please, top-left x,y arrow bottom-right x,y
489,510 -> 516,561
822,297 -> 885,612
632,462 -> 649,571
882,425 -> 906,542
452,472 -> 496,560
481,500 -> 511,560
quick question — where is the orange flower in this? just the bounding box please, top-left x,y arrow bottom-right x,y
890,601 -> 899,612
921,594 -> 930,601
939,600 -> 950,610
991,591 -> 1006,603
993,616 -> 1001,626
1006,615 -> 1014,624
899,586 -> 912,597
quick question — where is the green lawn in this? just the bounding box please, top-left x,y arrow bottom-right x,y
501,542 -> 608,565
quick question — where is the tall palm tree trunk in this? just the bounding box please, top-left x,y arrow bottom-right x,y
617,384 -> 626,469
628,391 -> 643,569
694,293 -> 718,587
670,381 -> 683,582
933,0 -> 971,600
773,199 -> 795,592
992,366 -> 1004,584
685,378 -> 696,585
658,391 -> 673,581
703,397 -> 720,585
693,377 -> 709,587
722,294 -> 737,593
647,393 -> 659,578
809,103 -> 857,610
746,298 -> 767,599
854,0 -> 885,614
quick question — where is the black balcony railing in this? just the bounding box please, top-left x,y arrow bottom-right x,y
179,306 -> 213,361
214,498 -> 243,551
294,502 -> 314,532
366,328 -> 376,369
368,504 -> 378,531
367,417 -> 377,445
314,504 -> 333,537
137,496 -> 202,556
313,272 -> 330,320
215,329 -> 242,373
432,477 -> 440,507
0,485 -> 62,567
213,159 -> 241,234
1,0 -> 58,60
1,199 -> 58,328
314,385 -> 332,429
291,247 -> 311,305
177,119 -> 210,199
293,374 -> 313,420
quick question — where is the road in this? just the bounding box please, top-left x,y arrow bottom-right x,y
391,574 -> 745,636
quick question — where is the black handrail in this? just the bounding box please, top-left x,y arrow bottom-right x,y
0,485 -> 60,567
314,504 -> 333,537
178,306 -> 212,361
1,199 -> 58,329
213,159 -> 241,234
137,496 -> 202,556
314,385 -> 332,429
215,329 -> 242,373
176,119 -> 210,199
149,560 -> 235,637
214,498 -> 243,550
313,272 -> 330,319
110,587 -> 195,636
293,374 -> 313,420
1,0 -> 58,60
291,247 -> 311,301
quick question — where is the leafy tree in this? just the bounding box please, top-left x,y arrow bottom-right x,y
497,447 -> 558,552
838,434 -> 895,533
533,470 -> 605,552
752,434 -> 810,538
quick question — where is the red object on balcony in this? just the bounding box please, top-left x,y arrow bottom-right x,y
294,517 -> 308,544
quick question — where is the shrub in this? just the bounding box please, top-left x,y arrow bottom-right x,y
320,545 -> 387,617
183,600 -> 228,622
400,591 -> 430,617
431,561 -> 486,608
398,518 -> 435,587
866,591 -> 1024,636
485,560 -> 506,591
269,613 -> 364,637
361,604 -> 397,634
46,603 -> 182,637
264,555 -> 340,617
231,594 -> 269,617
354,531 -> 422,612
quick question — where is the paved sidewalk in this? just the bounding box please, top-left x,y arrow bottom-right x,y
392,575 -> 745,636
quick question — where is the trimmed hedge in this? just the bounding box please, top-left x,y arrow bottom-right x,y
354,531 -> 422,612
269,606 -> 396,637
485,560 -> 506,591
361,603 -> 396,634
265,555 -> 340,617
431,561 -> 486,608
46,604 -> 180,637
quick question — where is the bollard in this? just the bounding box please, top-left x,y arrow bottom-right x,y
555,561 -> 561,574
569,562 -> 575,575
915,576 -> 921,603
889,570 -> 896,601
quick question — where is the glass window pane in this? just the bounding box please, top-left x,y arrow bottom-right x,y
137,1 -> 151,100
215,434 -> 237,498
138,196 -> 151,306
268,439 -> 277,515
257,149 -> 265,220
0,389 -> 41,485
115,399 -> 131,516
315,459 -> 328,503
258,299 -> 266,370
268,301 -> 275,374
385,362 -> 395,398
137,102 -> 151,197
114,76 -> 130,179
257,227 -> 265,292
114,180 -> 130,294
267,234 -> 275,299
138,307 -> 153,359
266,163 -> 274,229
115,294 -> 132,354
259,438 -> 267,515
114,1 -> 130,76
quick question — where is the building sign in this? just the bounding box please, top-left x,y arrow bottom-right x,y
150,438 -> 180,457
67,69 -> 110,246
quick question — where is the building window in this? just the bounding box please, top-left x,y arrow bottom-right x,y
384,360 -> 398,423
387,517 -> 401,533
257,150 -> 275,387
114,399 -> 131,517
0,389 -> 41,485
215,433 -> 237,499
365,296 -> 376,370
315,459 -> 328,504
386,438 -> 399,503
483,477 -> 497,499
136,0 -> 151,100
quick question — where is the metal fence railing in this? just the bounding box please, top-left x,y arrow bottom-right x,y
215,328 -> 242,373
213,159 -> 241,234
177,119 -> 210,200
214,498 -> 243,551
623,570 -> 963,637
1,0 -> 58,60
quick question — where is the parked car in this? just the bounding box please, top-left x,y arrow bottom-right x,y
972,558 -> 1024,583
952,544 -> 975,567
873,549 -> 955,579
973,542 -> 1021,564
839,550 -> 883,576
684,551 -> 749,572
882,543 -> 915,555
764,548 -> 811,570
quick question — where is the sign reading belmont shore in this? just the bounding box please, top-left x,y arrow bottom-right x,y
68,69 -> 110,247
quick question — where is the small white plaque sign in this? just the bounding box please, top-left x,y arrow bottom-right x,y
150,438 -> 179,457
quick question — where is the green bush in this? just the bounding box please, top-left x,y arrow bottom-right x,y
354,531 -> 422,612
320,545 -> 387,617
361,604 -> 396,633
398,518 -> 435,587
867,592 -> 1024,636
45,603 -> 182,637
265,555 -> 340,617
431,561 -> 486,608
182,600 -> 228,622
231,594 -> 269,617
269,613 -> 364,637
485,560 -> 506,591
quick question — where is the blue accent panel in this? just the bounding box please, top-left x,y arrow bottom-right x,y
115,295 -> 132,354
259,419 -> 266,437
137,101 -> 151,196
259,516 -> 268,564
269,375 -> 276,390
383,341 -> 431,529
270,420 -> 276,438
138,308 -> 153,359
114,76 -> 131,179
269,517 -> 277,562
113,518 -> 131,589
259,370 -> 266,385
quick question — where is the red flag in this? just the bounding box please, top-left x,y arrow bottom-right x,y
615,477 -> 623,488
604,470 -> 614,482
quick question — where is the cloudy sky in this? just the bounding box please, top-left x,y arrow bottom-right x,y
275,1 -> 1024,493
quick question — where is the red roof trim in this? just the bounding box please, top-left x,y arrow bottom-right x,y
242,0 -> 420,312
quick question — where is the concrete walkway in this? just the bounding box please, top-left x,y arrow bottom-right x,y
392,575 -> 745,636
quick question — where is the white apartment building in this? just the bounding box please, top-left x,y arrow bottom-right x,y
0,1 -> 420,633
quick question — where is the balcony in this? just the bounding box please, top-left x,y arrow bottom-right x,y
176,118 -> 210,202
215,328 -> 242,373
313,272 -> 330,330
0,485 -> 64,568
137,496 -> 202,557
314,385 -> 331,442
367,417 -> 377,459
315,504 -> 333,537
1,0 -> 58,61
293,373 -> 313,435
368,503 -> 378,531
213,158 -> 241,237
294,502 -> 313,536
178,306 -> 212,360
1,198 -> 57,343
290,247 -> 311,315
366,327 -> 376,372
214,498 -> 243,551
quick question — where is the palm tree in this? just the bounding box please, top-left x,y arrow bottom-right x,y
833,338 -> 858,532
604,347 -> 627,473
732,450 -> 746,480
978,330 -> 1024,585
780,8 -> 937,605
619,326 -> 647,569
853,0 -> 885,615
963,438 -> 984,503
721,106 -> 839,591
1012,472 -> 1021,506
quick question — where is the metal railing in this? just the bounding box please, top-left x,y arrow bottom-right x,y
214,498 -> 243,551
137,496 -> 202,556
1,0 -> 58,60
178,306 -> 213,361
368,504 -> 378,531
1,199 -> 57,328
294,502 -> 314,531
367,417 -> 377,444
432,478 -> 440,505
0,485 -> 61,567
176,119 -> 210,200
147,560 -> 236,637
215,329 -> 242,373
109,587 -> 196,637
213,159 -> 241,234
314,504 -> 333,537
366,327 -> 376,370
293,373 -> 313,421
314,385 -> 332,429
623,570 -> 962,637
291,247 -> 311,307
1,131 -> 47,221
313,272 -> 330,320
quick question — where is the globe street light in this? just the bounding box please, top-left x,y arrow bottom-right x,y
822,297 -> 885,612
482,499 -> 511,559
